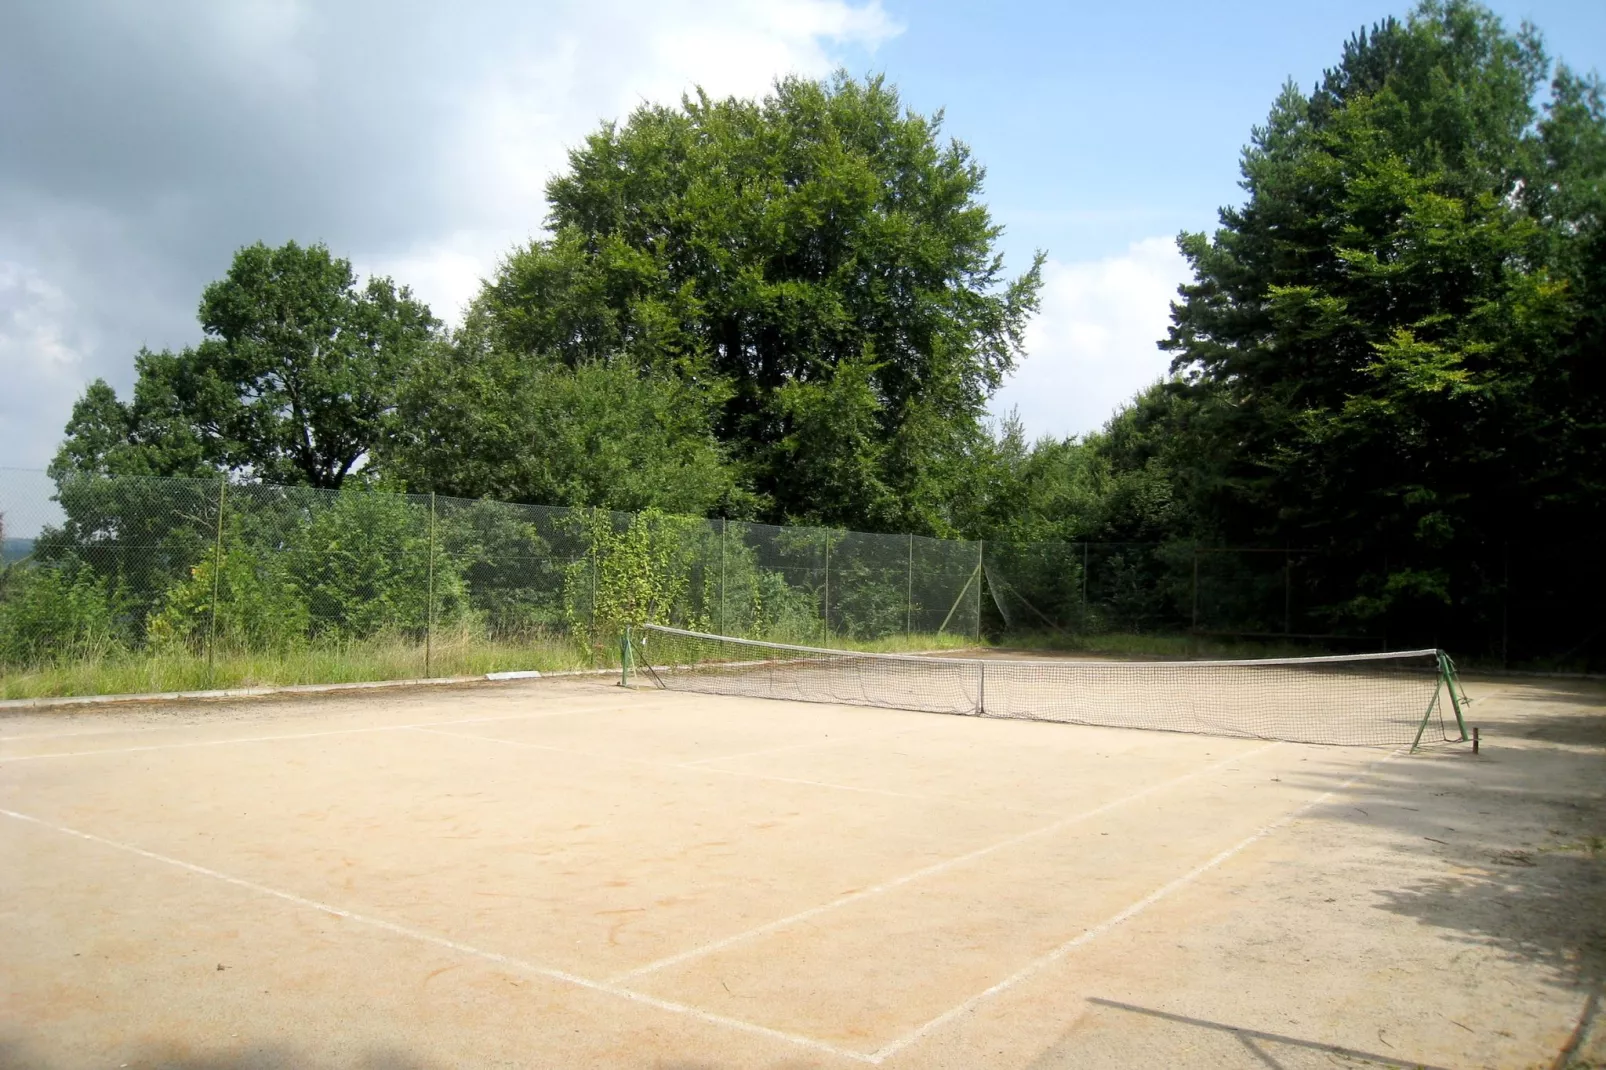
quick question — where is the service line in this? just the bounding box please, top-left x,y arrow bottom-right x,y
610,740 -> 1285,983
867,748 -> 1405,1064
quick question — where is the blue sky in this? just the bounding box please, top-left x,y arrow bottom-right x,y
1,0 -> 1601,472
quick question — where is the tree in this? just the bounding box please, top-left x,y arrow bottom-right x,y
470,72 -> 1042,533
380,315 -> 746,516
1154,1 -> 1606,645
54,241 -> 439,488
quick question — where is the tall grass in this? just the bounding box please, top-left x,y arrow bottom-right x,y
0,629 -> 979,701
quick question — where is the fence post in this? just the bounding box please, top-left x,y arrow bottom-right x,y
719,518 -> 727,636
590,507 -> 599,634
822,528 -> 831,642
906,533 -> 914,638
206,476 -> 226,687
1284,549 -> 1292,637
1191,543 -> 1200,633
1082,542 -> 1089,629
975,540 -> 984,642
1501,539 -> 1510,668
426,492 -> 436,677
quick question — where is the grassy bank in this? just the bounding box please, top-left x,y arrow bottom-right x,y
0,630 -> 978,701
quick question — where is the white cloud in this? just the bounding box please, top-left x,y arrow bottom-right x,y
380,0 -> 904,324
991,236 -> 1190,441
0,0 -> 901,470
0,263 -> 95,478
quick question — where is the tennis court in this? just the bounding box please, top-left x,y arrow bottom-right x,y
2,667 -> 1602,1068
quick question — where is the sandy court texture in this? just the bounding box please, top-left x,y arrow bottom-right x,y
0,672 -> 1602,1069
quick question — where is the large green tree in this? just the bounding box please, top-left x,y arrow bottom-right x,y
55,241 -> 439,488
463,72 -> 1042,533
1155,1 -> 1606,641
380,315 -> 745,515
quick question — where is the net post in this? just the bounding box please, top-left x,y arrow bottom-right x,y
206,476 -> 226,688
1438,650 -> 1469,741
1410,665 -> 1445,752
977,659 -> 986,715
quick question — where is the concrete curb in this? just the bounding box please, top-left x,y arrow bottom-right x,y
0,666 -> 624,713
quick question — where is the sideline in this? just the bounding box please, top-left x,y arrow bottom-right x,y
0,666 -> 623,713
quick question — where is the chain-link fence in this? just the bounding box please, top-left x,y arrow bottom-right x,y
0,470 -> 986,696
1,468 -> 1598,697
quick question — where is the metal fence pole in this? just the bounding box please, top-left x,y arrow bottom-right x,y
1284,549 -> 1292,636
1191,543 -> 1200,632
1081,542 -> 1089,628
1502,539 -> 1510,668
975,540 -> 984,642
822,529 -> 830,642
589,507 -> 599,633
906,533 -> 914,638
206,476 -> 226,686
719,518 -> 727,636
426,492 -> 436,677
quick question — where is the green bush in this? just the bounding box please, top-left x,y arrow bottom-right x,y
0,562 -> 130,666
294,490 -> 470,640
147,531 -> 310,651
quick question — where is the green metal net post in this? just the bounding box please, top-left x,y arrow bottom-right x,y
1438,651 -> 1469,741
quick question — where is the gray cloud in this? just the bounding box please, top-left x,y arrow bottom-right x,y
0,0 -> 897,468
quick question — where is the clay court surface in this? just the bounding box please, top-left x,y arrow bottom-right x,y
2,672 -> 1602,1069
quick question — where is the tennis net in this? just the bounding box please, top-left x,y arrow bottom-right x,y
629,624 -> 1469,748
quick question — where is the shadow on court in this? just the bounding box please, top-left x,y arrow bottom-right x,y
0,1040 -> 753,1070
1297,687 -> 1606,1066
1024,998 -> 1458,1070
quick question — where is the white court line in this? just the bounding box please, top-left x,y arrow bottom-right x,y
0,705 -> 641,762
866,748 -> 1406,1064
0,807 -> 876,1066
409,726 -> 1064,816
610,741 -> 1285,982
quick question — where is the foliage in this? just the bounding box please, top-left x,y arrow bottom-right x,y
1140,0 -> 1606,647
383,326 -> 745,516
567,507 -> 709,648
147,524 -> 310,652
54,241 -> 440,488
474,72 -> 1042,533
0,562 -> 129,666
